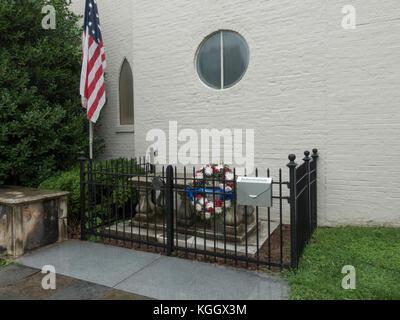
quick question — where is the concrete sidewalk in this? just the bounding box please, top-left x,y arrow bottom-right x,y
16,240 -> 288,300
0,264 -> 150,300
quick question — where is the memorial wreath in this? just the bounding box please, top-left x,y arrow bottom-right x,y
185,164 -> 235,221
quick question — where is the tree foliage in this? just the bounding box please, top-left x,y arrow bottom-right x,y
0,0 -> 101,186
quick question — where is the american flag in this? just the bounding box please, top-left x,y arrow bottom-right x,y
80,0 -> 106,123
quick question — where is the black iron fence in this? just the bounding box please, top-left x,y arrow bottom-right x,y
288,149 -> 319,268
78,149 -> 319,269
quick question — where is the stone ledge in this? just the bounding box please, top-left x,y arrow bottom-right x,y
0,186 -> 69,205
0,186 -> 69,257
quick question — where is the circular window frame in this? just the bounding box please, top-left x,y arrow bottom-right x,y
195,30 -> 250,90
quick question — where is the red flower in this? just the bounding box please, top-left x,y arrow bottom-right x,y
214,200 -> 223,207
214,169 -> 219,174
229,182 -> 234,188
196,194 -> 202,199
208,207 -> 214,213
224,168 -> 229,173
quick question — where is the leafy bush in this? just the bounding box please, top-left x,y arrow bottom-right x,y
39,166 -> 81,216
0,0 -> 103,187
39,158 -> 143,225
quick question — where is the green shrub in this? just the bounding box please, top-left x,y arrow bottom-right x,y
39,158 -> 143,225
0,0 -> 103,187
39,166 -> 80,216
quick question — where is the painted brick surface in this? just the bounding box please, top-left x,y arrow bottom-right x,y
69,0 -> 400,227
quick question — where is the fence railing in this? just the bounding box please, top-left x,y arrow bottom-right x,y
288,149 -> 318,268
78,149 -> 318,269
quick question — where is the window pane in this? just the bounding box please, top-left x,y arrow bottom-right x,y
119,59 -> 134,125
223,31 -> 249,89
197,32 -> 221,89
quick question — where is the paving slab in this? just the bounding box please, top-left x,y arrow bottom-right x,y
115,255 -> 288,300
0,264 -> 39,288
7,272 -> 75,300
0,288 -> 32,300
17,240 -> 161,287
48,280 -> 112,300
100,289 -> 151,300
16,240 -> 288,300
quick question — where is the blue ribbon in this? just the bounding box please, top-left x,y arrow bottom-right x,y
185,187 -> 233,202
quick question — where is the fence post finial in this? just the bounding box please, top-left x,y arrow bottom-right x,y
288,154 -> 296,165
78,151 -> 87,162
303,150 -> 311,162
312,149 -> 319,161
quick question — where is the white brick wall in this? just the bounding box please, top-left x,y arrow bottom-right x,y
70,0 -> 400,227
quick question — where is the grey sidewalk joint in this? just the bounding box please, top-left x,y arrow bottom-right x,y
16,240 -> 289,300
112,255 -> 164,288
0,264 -> 39,288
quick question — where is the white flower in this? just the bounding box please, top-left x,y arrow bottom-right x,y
195,203 -> 203,212
219,183 -> 232,192
225,200 -> 232,208
204,211 -> 211,220
195,172 -> 203,179
197,197 -> 207,205
206,202 -> 214,210
215,207 -> 222,215
225,172 -> 234,181
204,166 -> 213,176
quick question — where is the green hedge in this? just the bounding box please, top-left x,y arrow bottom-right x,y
39,158 -> 143,223
39,166 -> 80,216
0,0 -> 104,187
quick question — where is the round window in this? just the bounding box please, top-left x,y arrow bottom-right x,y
197,31 -> 249,89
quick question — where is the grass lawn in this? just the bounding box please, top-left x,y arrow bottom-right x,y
282,227 -> 400,300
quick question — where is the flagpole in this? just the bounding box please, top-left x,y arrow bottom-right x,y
89,121 -> 93,160
80,0 -> 106,161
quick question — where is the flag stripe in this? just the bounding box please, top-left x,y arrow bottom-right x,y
87,73 -> 104,108
89,93 -> 106,123
80,0 -> 106,123
88,60 -> 104,94
87,46 -> 102,86
80,29 -> 89,101
87,84 -> 105,120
